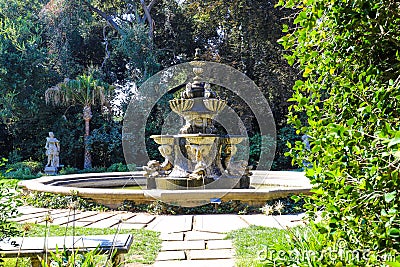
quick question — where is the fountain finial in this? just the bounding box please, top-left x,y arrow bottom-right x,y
191,49 -> 205,81
194,48 -> 201,60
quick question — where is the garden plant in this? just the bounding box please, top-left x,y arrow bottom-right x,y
277,0 -> 400,265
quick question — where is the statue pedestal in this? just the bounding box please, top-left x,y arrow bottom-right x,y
44,166 -> 58,175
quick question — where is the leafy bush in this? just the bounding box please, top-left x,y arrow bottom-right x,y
42,246 -> 102,267
273,125 -> 299,170
3,160 -> 43,179
59,165 -> 80,175
144,200 -> 258,215
279,0 -> 400,265
23,192 -> 109,211
0,189 -> 22,240
59,166 -> 109,175
227,225 -> 323,267
106,162 -> 128,172
6,150 -> 22,164
242,133 -> 276,169
59,163 -> 136,175
0,159 -> 22,239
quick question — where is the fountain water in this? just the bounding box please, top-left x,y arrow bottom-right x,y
144,60 -> 251,190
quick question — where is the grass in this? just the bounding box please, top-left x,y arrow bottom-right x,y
226,225 -> 319,267
2,223 -> 161,267
0,178 -> 19,188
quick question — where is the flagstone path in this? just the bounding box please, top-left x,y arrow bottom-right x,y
13,206 -> 305,266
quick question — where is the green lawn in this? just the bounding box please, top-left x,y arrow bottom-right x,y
0,178 -> 19,188
227,225 -> 319,267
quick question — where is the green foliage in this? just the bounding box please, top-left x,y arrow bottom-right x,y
121,199 -> 302,215
273,125 -> 299,170
46,73 -> 114,108
0,0 -> 53,161
114,23 -> 160,82
279,0 -> 400,264
41,246 -> 101,267
23,192 -> 109,212
3,160 -> 43,179
6,150 -> 22,164
88,123 -> 125,167
227,225 -> 320,267
261,196 -> 306,215
58,163 -> 135,174
106,162 -> 128,172
45,73 -> 116,169
59,166 -> 80,175
0,189 -> 22,240
0,178 -> 19,189
0,0 -> 303,172
0,158 -> 21,240
40,0 -> 89,77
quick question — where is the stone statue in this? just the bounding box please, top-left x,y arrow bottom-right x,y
45,132 -> 60,168
144,160 -> 164,178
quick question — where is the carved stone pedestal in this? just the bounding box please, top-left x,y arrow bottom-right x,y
44,166 -> 58,175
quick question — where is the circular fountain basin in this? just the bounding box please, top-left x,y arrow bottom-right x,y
19,171 -> 312,208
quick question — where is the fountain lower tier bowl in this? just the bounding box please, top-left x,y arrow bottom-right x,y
148,176 -> 250,190
19,171 -> 311,208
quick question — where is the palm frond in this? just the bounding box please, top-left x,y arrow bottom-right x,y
45,74 -> 115,109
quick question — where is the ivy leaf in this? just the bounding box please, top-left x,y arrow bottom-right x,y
303,67 -> 312,77
384,191 -> 396,203
347,118 -> 355,127
386,263 -> 400,267
388,228 -> 400,238
388,138 -> 400,147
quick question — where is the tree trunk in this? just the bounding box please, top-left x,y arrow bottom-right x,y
83,106 -> 93,169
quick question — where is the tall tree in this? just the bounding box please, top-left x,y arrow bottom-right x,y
40,0 -> 160,84
45,74 -> 114,169
0,0 -> 52,159
156,0 -> 300,169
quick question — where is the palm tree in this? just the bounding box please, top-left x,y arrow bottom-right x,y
45,74 -> 114,169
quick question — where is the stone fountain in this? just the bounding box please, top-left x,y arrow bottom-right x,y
20,58 -> 312,208
144,60 -> 251,190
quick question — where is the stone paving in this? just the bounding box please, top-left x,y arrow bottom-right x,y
13,207 -> 306,266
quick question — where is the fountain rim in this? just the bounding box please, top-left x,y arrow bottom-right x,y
18,171 -> 312,208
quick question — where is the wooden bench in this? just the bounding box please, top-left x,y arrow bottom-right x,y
0,234 -> 133,267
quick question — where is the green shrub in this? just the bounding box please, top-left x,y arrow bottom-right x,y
279,0 -> 400,265
79,167 -> 107,173
4,160 -> 43,179
6,150 -> 22,164
59,166 -> 112,175
0,189 -> 22,240
59,165 -> 80,175
106,162 -> 128,172
42,246 -> 102,267
23,192 -> 109,211
227,225 -> 323,267
273,125 -> 299,170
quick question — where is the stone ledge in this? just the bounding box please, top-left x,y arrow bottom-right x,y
156,251 -> 186,261
161,240 -> 205,251
187,249 -> 234,260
